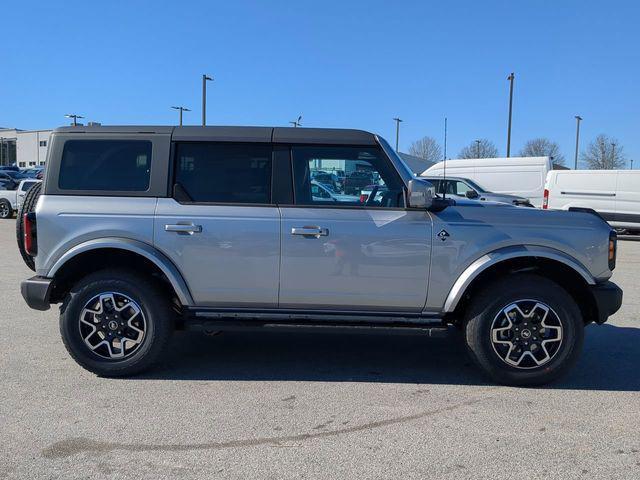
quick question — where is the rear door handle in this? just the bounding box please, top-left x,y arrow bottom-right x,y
165,224 -> 202,235
291,226 -> 329,238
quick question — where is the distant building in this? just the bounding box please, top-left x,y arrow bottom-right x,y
0,128 -> 52,168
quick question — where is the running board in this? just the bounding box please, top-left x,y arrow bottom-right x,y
182,308 -> 448,336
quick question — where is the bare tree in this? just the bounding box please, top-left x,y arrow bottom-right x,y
519,138 -> 565,165
458,139 -> 499,159
408,136 -> 442,163
581,134 -> 626,170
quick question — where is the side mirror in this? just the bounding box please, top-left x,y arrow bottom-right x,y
466,190 -> 479,199
407,179 -> 434,209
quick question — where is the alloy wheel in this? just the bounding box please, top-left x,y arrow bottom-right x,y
490,299 -> 563,369
78,292 -> 147,360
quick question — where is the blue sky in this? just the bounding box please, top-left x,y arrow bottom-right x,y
2,0 -> 638,166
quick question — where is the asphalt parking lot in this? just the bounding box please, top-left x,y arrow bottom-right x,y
1,221 -> 639,480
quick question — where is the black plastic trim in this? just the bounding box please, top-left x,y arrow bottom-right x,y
20,276 -> 53,311
589,281 -> 623,324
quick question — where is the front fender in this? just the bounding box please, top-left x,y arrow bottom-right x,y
47,237 -> 194,306
442,245 -> 595,313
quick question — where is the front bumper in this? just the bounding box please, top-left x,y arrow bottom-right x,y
21,276 -> 53,311
590,281 -> 623,324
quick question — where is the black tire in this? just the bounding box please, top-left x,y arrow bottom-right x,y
16,182 -> 42,271
464,273 -> 584,386
59,269 -> 174,377
0,198 -> 12,219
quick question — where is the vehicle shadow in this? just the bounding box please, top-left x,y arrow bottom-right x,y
141,323 -> 640,392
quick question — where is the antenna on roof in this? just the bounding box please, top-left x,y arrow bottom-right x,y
442,117 -> 447,200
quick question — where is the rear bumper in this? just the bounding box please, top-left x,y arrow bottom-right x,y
20,276 -> 53,311
590,281 -> 623,324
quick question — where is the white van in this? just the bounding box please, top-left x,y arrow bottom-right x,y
422,156 -> 552,207
544,170 -> 640,232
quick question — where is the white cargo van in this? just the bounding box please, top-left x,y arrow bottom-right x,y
422,156 -> 552,207
544,170 -> 640,232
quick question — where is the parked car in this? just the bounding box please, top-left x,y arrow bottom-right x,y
311,171 -> 342,191
0,178 -> 41,219
423,156 -> 552,208
21,166 -> 44,179
311,181 -> 360,203
0,170 -> 27,189
544,170 -> 640,233
422,176 -> 532,206
344,170 -> 375,195
19,125 -> 622,386
0,165 -> 21,172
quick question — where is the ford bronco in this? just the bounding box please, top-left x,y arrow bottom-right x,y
19,126 -> 622,385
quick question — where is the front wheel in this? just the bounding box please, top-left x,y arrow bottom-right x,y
60,269 -> 174,377
464,274 -> 584,386
0,199 -> 12,219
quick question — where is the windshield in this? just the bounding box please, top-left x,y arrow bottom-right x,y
461,178 -> 487,193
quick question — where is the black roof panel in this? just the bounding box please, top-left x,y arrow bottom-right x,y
53,125 -> 378,145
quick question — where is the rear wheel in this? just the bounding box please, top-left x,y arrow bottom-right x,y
0,199 -> 12,219
59,269 -> 174,376
16,182 -> 42,270
464,274 -> 584,386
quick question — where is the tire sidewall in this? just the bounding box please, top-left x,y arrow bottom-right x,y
466,276 -> 584,385
0,199 -> 11,219
60,273 -> 169,376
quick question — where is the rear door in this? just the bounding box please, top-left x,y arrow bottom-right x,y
154,142 -> 280,307
279,145 -> 432,312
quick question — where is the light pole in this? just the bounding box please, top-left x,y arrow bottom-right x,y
574,115 -> 582,169
202,74 -> 213,126
506,72 -> 515,157
289,115 -> 302,128
65,114 -> 84,126
393,117 -> 403,152
475,139 -> 481,158
171,106 -> 190,126
611,142 -> 617,167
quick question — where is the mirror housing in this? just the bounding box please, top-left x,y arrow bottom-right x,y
465,190 -> 479,199
407,179 -> 435,209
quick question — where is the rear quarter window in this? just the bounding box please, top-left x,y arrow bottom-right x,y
59,140 -> 152,191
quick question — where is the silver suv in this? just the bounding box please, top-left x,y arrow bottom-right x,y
19,126 -> 622,385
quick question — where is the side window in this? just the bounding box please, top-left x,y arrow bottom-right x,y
292,146 -> 404,207
455,181 -> 471,196
174,143 -> 272,204
59,140 -> 152,191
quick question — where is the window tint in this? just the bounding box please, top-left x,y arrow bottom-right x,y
59,140 -> 152,191
175,143 -> 272,204
292,146 -> 404,207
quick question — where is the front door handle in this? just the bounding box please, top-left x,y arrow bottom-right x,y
291,226 -> 329,238
165,224 -> 202,235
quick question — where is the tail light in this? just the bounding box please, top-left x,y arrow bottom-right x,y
542,189 -> 549,209
359,194 -> 368,203
608,230 -> 617,270
23,212 -> 37,256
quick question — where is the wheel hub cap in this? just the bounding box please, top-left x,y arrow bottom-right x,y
79,292 -> 146,360
490,299 -> 563,369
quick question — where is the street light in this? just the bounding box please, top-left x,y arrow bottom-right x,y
202,74 -> 213,126
64,114 -> 85,126
574,115 -> 582,169
393,117 -> 403,152
171,106 -> 191,126
475,139 -> 481,158
611,142 -> 617,167
506,73 -> 515,157
289,115 -> 303,128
